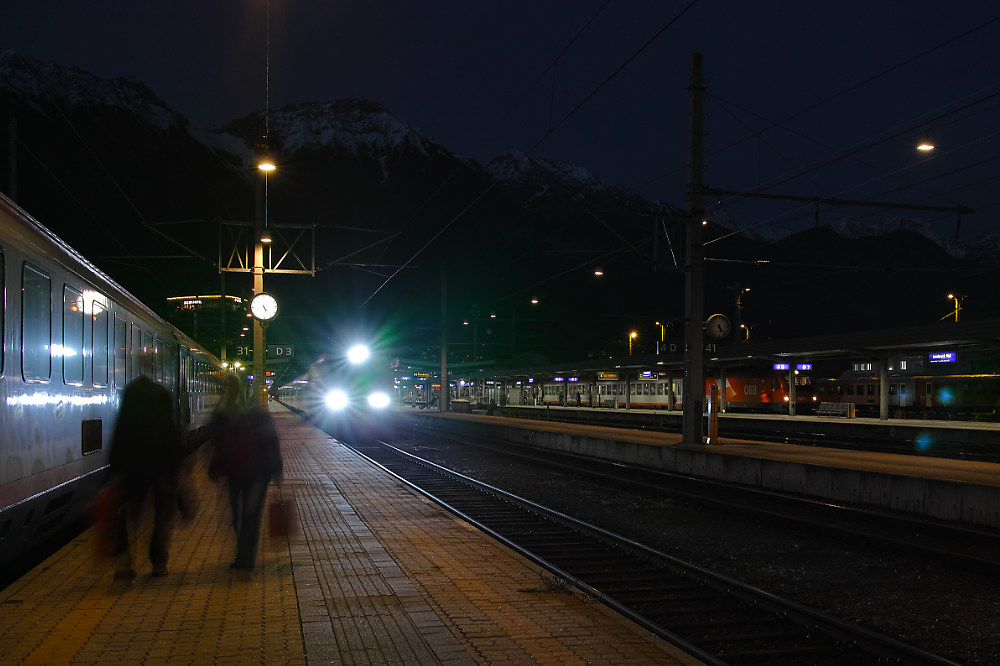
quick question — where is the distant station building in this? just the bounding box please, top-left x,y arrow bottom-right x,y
166,294 -> 247,360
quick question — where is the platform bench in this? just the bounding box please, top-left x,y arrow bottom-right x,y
816,401 -> 855,418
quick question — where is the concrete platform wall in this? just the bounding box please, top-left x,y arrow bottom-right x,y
406,414 -> 1000,529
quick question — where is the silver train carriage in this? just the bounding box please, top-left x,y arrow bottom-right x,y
0,191 -> 224,571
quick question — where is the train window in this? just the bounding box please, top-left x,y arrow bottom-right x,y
867,384 -> 875,396
62,286 -> 85,385
114,315 -> 127,387
180,347 -> 189,391
21,263 -> 51,382
847,385 -> 855,395
142,331 -> 154,377
889,384 -> 897,396
130,324 -> 141,380
899,384 -> 907,395
0,248 -> 4,374
81,418 -> 102,455
92,302 -> 108,387
154,338 -> 165,382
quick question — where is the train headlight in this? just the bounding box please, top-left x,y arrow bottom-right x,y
347,344 -> 370,364
325,389 -> 349,411
367,392 -> 391,409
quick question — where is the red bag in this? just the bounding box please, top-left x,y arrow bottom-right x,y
268,491 -> 297,542
88,485 -> 123,558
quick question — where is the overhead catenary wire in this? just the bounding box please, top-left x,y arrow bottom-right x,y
633,15 -> 1000,204
361,0 -> 703,307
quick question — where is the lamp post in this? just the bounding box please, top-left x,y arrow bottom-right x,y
944,293 -> 965,323
252,157 -> 275,406
728,285 -> 750,341
629,330 -> 638,356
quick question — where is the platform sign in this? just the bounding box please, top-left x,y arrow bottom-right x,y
796,363 -> 812,371
597,372 -> 619,381
773,363 -> 791,371
929,351 -> 956,364
233,345 -> 295,358
639,370 -> 659,380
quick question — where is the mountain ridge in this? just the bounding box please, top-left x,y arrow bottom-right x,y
0,51 -> 996,359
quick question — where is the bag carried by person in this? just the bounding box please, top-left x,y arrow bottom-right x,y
88,484 -> 123,559
268,487 -> 297,542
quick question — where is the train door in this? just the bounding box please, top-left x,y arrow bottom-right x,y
925,382 -> 933,408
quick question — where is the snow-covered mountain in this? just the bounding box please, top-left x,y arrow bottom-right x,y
209,100 -> 439,159
1,48 -> 998,347
0,50 -> 185,132
706,208 -> 1000,267
488,149 -> 608,196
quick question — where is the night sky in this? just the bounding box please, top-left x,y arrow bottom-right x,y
4,1 -> 1000,243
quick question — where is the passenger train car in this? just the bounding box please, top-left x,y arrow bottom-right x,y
0,192 -> 224,572
498,368 -> 815,412
816,351 -> 1000,419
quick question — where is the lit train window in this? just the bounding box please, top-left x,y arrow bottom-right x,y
0,248 -> 3,374
114,314 -> 127,387
142,331 -> 154,378
21,263 -> 51,382
155,338 -> 165,382
62,286 -> 84,385
92,302 -> 108,387
130,324 -> 141,380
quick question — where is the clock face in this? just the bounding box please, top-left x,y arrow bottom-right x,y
250,293 -> 278,321
705,313 -> 731,340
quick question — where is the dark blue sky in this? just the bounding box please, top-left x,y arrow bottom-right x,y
5,1 -> 1000,240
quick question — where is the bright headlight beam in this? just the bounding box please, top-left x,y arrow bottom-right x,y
347,344 -> 370,364
325,389 -> 349,410
367,392 -> 390,409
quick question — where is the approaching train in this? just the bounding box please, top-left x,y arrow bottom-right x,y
277,343 -> 395,432
0,191 -> 224,572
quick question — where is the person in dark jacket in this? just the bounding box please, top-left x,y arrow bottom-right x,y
207,374 -> 283,570
109,375 -> 183,579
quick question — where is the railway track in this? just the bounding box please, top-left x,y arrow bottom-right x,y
346,437 -> 960,666
408,424 -> 1000,578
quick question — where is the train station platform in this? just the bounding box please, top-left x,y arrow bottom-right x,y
0,403 -> 701,665
403,408 -> 1000,530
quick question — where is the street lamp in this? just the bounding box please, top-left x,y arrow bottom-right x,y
943,293 -> 965,323
252,156 -> 277,406
916,134 -> 935,151
728,285 -> 750,341
629,330 -> 638,356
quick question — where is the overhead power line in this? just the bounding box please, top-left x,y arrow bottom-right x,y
362,0 -> 703,307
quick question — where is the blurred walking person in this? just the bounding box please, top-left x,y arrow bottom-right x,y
207,374 -> 283,571
108,375 -> 183,579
